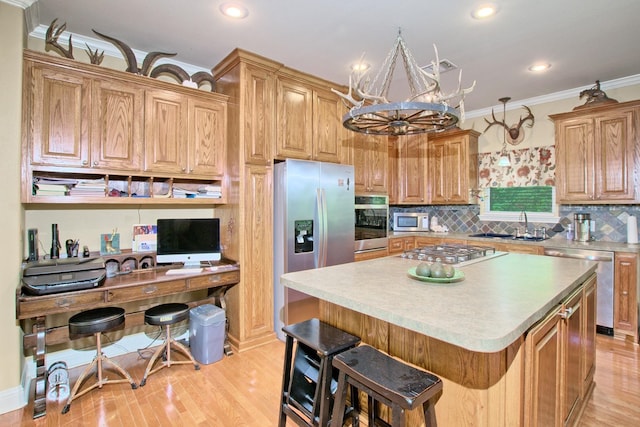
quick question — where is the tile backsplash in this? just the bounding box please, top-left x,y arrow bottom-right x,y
390,145 -> 640,243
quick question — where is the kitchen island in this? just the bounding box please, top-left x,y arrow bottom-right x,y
280,252 -> 598,426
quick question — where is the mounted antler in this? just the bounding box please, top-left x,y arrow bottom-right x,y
484,99 -> 535,144
45,19 -> 74,59
92,29 -> 176,75
85,44 -> 104,65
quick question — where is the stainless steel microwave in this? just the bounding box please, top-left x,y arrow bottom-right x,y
393,212 -> 429,232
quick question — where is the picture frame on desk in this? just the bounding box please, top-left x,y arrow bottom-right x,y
133,224 -> 157,252
100,233 -> 121,255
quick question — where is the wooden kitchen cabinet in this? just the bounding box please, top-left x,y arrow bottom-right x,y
353,132 -> 388,194
551,100 -> 640,204
28,67 -> 143,171
614,252 -> 638,342
22,50 -> 229,205
387,137 -> 399,204
354,248 -> 388,261
274,73 -> 343,163
524,274 -> 595,427
397,134 -> 428,204
388,236 -> 415,255
427,129 -> 479,204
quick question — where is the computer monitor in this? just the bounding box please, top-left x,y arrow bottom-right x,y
156,218 -> 221,268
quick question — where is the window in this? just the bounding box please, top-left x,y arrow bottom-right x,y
478,186 -> 560,223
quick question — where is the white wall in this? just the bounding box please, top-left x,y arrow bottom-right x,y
0,1 -> 27,413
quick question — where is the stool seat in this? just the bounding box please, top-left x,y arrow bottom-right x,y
62,306 -> 136,415
69,307 -> 125,335
279,318 -> 361,427
332,344 -> 442,427
144,302 -> 189,326
139,303 -> 200,387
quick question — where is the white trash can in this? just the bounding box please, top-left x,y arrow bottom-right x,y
189,304 -> 226,364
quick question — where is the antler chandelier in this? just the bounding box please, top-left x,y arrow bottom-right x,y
332,30 -> 475,136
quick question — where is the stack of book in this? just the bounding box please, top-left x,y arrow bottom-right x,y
68,178 -> 106,197
173,187 -> 198,198
33,177 -> 76,196
197,185 -> 222,198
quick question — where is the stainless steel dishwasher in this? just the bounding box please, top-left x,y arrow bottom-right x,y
543,247 -> 614,336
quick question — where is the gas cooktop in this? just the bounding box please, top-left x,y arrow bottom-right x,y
400,244 -> 497,265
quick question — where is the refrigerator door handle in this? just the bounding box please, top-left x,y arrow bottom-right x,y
317,188 -> 328,268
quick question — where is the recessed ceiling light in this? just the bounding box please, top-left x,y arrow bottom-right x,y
471,3 -> 499,19
528,63 -> 551,72
220,3 -> 249,19
351,63 -> 370,73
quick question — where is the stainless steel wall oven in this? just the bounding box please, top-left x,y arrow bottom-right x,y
355,195 -> 388,253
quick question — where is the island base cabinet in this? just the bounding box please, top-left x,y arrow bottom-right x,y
319,273 -> 597,427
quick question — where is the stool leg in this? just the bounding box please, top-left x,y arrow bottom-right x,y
422,400 -> 438,427
330,370 -> 348,427
391,403 -> 406,427
61,354 -> 99,414
140,336 -> 168,387
368,396 -> 376,427
168,338 -> 200,370
278,335 -> 294,427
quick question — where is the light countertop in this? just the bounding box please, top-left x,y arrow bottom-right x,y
280,253 -> 597,353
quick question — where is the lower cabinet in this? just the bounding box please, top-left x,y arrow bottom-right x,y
614,252 -> 639,342
524,273 -> 596,427
388,236 -> 415,255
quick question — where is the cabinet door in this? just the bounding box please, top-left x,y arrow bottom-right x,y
428,140 -> 447,203
353,134 -> 388,194
144,89 -> 188,174
443,138 -> 467,203
29,64 -> 90,167
562,288 -> 583,426
312,88 -> 342,163
188,97 -> 226,177
387,137 -> 399,204
555,118 -> 594,202
91,78 -> 143,171
398,134 -> 427,203
525,307 -> 562,427
594,110 -> 635,201
244,64 -> 275,165
275,77 -> 313,159
614,252 -> 638,341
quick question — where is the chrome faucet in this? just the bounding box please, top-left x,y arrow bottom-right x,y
520,210 -> 530,236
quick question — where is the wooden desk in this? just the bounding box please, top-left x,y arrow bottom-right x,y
15,263 -> 240,419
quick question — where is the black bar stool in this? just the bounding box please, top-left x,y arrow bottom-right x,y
331,344 -> 443,427
62,307 -> 137,414
279,318 -> 361,427
140,303 -> 200,386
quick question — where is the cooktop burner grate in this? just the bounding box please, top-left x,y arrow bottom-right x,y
400,244 -> 496,264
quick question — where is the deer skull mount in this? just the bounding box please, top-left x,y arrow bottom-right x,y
483,97 -> 535,145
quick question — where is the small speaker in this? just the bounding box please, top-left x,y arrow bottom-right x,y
28,228 -> 39,261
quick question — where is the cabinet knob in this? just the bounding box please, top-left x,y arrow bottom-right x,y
622,291 -> 628,296
82,160 -> 88,165
182,167 -> 187,172
93,161 -> 98,166
558,306 -> 574,319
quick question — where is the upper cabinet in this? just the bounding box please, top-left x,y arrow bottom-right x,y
275,72 -> 344,164
427,129 -> 479,204
22,50 -> 229,204
397,133 -> 428,204
353,132 -> 388,194
551,100 -> 640,204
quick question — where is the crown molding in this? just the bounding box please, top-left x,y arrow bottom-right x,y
0,0 -> 37,8
466,73 -> 640,119
30,24 -> 209,75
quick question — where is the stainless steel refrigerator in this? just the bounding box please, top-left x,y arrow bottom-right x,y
273,159 -> 355,340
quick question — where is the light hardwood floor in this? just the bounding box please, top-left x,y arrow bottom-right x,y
1,335 -> 638,426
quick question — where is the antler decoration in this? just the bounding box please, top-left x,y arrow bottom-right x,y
149,64 -> 216,91
45,19 -> 74,59
85,43 -> 104,65
484,98 -> 535,145
92,29 -> 176,75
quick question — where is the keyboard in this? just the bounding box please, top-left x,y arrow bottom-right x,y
165,268 -> 203,275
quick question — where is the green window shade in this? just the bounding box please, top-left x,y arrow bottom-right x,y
489,186 -> 553,213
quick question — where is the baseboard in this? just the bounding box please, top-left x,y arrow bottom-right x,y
0,384 -> 27,415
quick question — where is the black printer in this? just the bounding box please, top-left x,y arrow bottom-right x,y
22,257 -> 106,296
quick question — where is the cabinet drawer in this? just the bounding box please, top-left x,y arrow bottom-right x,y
188,271 -> 240,290
107,280 -> 187,303
18,291 -> 105,319
389,238 -> 405,253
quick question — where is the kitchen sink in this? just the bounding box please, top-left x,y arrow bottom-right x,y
468,233 -> 547,241
468,233 -> 514,239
